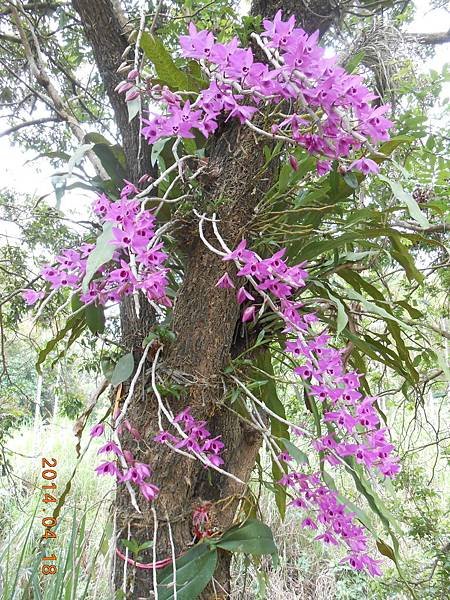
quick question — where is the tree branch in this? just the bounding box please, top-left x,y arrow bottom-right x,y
0,116 -> 59,137
110,0 -> 130,32
391,220 -> 448,234
0,32 -> 21,43
10,4 -> 109,180
408,28 -> 450,45
251,0 -> 338,36
71,0 -> 153,183
0,2 -> 66,16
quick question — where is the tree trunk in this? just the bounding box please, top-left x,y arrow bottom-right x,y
71,1 -> 336,597
71,0 -> 153,184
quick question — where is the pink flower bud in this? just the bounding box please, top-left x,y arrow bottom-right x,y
127,68 -> 139,81
316,161 -> 332,176
125,89 -> 140,102
114,81 -> 133,94
140,482 -> 159,501
123,450 -> 135,464
242,305 -> 256,323
289,155 -> 299,171
22,289 -> 45,305
90,423 -> 105,438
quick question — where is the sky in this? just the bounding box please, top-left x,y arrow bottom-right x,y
0,0 -> 448,226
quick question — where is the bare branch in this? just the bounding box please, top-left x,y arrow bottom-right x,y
110,0 -> 130,32
0,32 -> 21,43
391,220 -> 448,234
0,116 -> 59,137
408,28 -> 450,45
0,2 -> 66,16
10,4 -> 109,180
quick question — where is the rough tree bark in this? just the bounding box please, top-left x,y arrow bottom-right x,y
72,0 -> 152,185
71,0 -> 157,350
70,1 -> 336,597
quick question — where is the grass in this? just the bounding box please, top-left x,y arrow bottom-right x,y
0,418 -> 113,600
1,416 -> 448,599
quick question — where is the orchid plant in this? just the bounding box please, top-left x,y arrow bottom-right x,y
24,11 -> 404,580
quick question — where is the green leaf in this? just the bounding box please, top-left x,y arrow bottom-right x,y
110,353 -> 135,387
343,172 -> 358,189
278,438 -> 309,466
127,95 -> 141,122
100,520 -> 113,557
314,282 -> 348,335
378,175 -> 431,228
303,389 -> 322,437
36,314 -> 84,373
345,50 -> 365,73
389,232 -> 424,283
342,456 -> 402,539
255,351 -> 289,519
67,143 -> 95,178
337,269 -> 419,383
322,470 -> 376,534
372,135 -> 415,162
85,132 -> 127,185
376,539 -> 395,561
277,163 -> 292,193
120,539 -> 141,555
85,304 -> 105,335
151,137 -> 169,168
345,288 -> 413,331
157,544 -> 217,600
295,233 -> 362,262
82,223 -> 117,292
138,540 -> 154,552
140,32 -> 201,92
26,150 -> 70,164
214,519 -> 277,556
395,300 -> 423,319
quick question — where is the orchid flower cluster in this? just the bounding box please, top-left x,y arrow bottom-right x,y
90,421 -> 159,502
89,406 -> 225,504
279,469 -> 381,575
135,11 -> 392,175
216,239 -> 399,573
154,406 -> 225,468
23,184 -> 171,308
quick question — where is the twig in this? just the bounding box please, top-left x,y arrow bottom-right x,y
10,4 -> 109,180
151,505 -> 159,600
0,116 -> 59,137
166,510 -> 178,600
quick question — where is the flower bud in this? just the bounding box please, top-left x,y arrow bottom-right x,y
117,61 -> 132,74
123,450 -> 135,464
114,81 -> 133,94
121,44 -> 132,59
127,68 -> 139,81
242,305 -> 256,323
289,155 -> 299,171
125,88 -> 141,102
